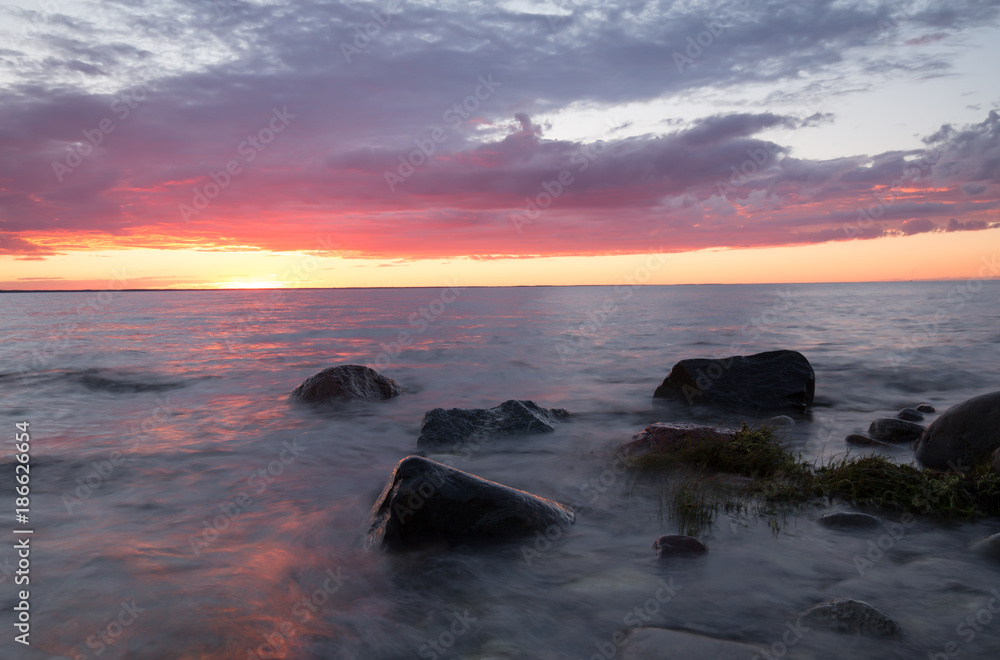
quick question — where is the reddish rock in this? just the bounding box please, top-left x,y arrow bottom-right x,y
623,423 -> 740,456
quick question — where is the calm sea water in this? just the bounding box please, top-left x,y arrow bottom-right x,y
2,282 -> 1000,659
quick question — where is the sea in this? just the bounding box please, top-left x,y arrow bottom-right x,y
2,281 -> 1000,659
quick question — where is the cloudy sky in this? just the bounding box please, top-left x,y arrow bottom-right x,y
1,0 -> 998,289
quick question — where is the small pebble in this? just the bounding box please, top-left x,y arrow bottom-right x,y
845,434 -> 890,447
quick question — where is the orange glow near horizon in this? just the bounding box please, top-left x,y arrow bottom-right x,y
1,228 -> 998,290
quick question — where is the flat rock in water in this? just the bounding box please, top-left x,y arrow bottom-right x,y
654,535 -> 709,557
896,408 -> 924,422
622,423 -> 739,456
915,392 -> 1000,472
621,628 -> 764,660
800,598 -> 901,638
817,512 -> 882,530
288,364 -> 404,403
868,418 -> 924,443
365,455 -> 575,551
845,434 -> 889,447
416,399 -> 569,449
653,349 -> 815,414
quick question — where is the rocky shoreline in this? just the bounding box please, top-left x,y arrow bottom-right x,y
287,353 -> 1000,653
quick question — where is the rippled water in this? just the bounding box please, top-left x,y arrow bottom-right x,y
2,282 -> 1000,659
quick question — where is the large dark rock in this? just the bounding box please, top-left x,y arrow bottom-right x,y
416,400 -> 568,449
868,418 -> 924,443
914,392 -> 1000,472
365,456 -> 575,551
289,364 -> 404,403
799,598 -> 900,638
623,423 -> 739,456
653,350 -> 815,413
654,535 -> 709,557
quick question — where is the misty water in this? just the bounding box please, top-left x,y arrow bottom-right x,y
2,282 -> 1000,659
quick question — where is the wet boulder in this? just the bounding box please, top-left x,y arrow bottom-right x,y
623,423 -> 739,457
653,350 -> 815,414
800,598 -> 901,638
817,512 -> 882,530
845,434 -> 890,448
289,364 -> 404,403
896,408 -> 924,422
365,456 -> 575,551
868,418 -> 924,443
621,628 -> 764,659
654,535 -> 708,557
417,399 -> 569,449
914,392 -> 1000,472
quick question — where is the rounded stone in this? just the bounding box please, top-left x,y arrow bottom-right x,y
896,408 -> 924,422
916,403 -> 936,413
653,535 -> 708,557
914,392 -> 1000,471
800,598 -> 901,638
817,512 -> 883,530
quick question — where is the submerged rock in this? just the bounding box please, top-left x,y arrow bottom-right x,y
365,456 -> 575,551
971,532 -> 1000,560
817,512 -> 882,530
622,423 -> 739,457
766,415 -> 795,427
914,392 -> 1000,472
289,364 -> 404,403
800,598 -> 900,638
845,434 -> 889,447
653,535 -> 708,557
916,403 -> 936,413
896,408 -> 925,422
868,418 -> 924,443
621,628 -> 764,659
416,399 -> 568,449
653,349 -> 815,414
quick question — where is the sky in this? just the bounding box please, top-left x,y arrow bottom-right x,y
0,0 -> 998,290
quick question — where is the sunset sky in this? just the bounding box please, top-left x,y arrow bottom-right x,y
1,0 -> 998,290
